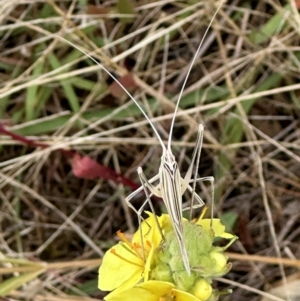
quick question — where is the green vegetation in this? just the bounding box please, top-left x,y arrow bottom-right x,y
1,1 -> 300,300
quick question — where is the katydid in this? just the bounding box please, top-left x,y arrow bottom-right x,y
57,1 -> 223,275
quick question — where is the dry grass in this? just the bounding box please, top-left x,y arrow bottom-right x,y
1,0 -> 300,300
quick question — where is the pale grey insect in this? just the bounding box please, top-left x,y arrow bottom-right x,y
58,1 -> 223,275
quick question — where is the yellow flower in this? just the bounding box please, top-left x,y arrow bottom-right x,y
99,211 -> 237,301
196,218 -> 235,240
105,280 -> 208,301
98,212 -> 164,292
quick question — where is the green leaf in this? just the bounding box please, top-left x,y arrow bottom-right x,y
13,98 -> 158,136
0,270 -> 44,296
48,53 -> 80,112
25,58 -> 44,121
74,279 -> 99,295
215,72 -> 282,200
117,0 -> 135,24
220,212 -> 238,233
249,4 -> 292,44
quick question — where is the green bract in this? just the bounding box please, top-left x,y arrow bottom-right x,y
150,219 -> 236,294
99,212 -> 237,301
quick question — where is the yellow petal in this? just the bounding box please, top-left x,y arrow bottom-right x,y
105,280 -> 175,301
172,288 -> 201,301
132,212 -> 164,248
197,219 -> 234,239
98,243 -> 143,291
138,280 -> 175,295
144,245 -> 155,281
105,286 -> 152,301
218,231 -> 235,239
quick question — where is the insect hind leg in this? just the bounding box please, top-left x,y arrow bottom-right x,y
183,176 -> 215,219
179,124 -> 209,217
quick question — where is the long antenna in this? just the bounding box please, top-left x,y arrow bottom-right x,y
167,1 -> 224,151
57,36 -> 167,153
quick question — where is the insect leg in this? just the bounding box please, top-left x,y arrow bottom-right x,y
125,172 -> 161,227
176,124 -> 204,218
134,168 -> 166,255
181,124 -> 204,193
182,176 -> 215,214
126,167 -> 165,246
137,167 -> 162,197
126,174 -> 160,202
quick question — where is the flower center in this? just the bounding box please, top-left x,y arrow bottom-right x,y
110,248 -> 143,267
159,291 -> 175,301
110,230 -> 153,266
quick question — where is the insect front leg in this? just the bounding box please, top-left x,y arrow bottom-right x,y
136,167 -> 165,240
125,171 -> 162,226
137,167 -> 162,197
125,173 -> 160,227
126,174 -> 160,202
125,168 -> 164,257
